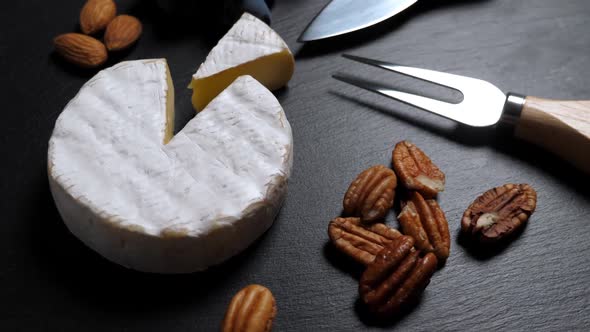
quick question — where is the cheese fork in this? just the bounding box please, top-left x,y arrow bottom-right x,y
334,54 -> 590,173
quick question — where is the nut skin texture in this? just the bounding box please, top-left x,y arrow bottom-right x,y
392,141 -> 445,198
328,217 -> 402,266
343,165 -> 397,222
104,15 -> 143,51
398,192 -> 450,263
80,0 -> 117,35
359,236 -> 438,318
222,284 -> 276,332
461,184 -> 537,243
53,33 -> 108,68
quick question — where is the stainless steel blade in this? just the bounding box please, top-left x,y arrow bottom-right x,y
298,0 -> 418,42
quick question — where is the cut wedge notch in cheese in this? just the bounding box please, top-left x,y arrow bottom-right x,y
48,59 -> 293,273
190,13 -> 295,112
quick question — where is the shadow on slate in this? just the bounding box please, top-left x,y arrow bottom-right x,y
486,133 -> 590,199
49,53 -> 104,79
271,85 -> 291,101
456,221 -> 529,261
295,0 -> 495,59
322,242 -> 365,280
330,91 -> 590,200
330,91 -> 498,147
354,295 -> 425,328
128,0 -> 231,45
26,176 -> 276,314
129,0 -> 277,44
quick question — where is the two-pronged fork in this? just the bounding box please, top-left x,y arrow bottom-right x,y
334,54 -> 590,173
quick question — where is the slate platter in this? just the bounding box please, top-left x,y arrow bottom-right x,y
2,0 -> 590,331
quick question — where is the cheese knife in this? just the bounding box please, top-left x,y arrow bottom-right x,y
298,0 -> 418,42
334,54 -> 590,173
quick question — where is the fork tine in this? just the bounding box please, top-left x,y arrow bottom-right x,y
342,54 -> 467,91
337,54 -> 509,127
332,73 -> 460,121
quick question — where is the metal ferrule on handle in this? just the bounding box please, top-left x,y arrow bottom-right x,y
501,93 -> 526,126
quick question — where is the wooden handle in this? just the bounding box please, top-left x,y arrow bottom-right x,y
515,97 -> 590,173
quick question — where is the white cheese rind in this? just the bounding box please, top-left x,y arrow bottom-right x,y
190,12 -> 294,111
192,13 -> 291,80
48,59 -> 292,273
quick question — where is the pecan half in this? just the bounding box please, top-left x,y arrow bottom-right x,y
461,184 -> 537,243
392,141 -> 445,198
329,217 -> 402,265
222,284 -> 276,332
359,236 -> 437,317
343,165 -> 397,222
398,192 -> 450,262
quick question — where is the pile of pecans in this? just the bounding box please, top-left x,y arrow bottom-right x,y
53,0 -> 142,68
161,142 -> 537,330
328,140 -> 537,319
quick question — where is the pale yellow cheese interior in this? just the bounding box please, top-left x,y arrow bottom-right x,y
190,50 -> 294,112
164,61 -> 175,144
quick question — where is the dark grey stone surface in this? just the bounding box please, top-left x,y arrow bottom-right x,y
2,0 -> 589,331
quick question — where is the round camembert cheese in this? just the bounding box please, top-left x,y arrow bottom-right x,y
48,59 -> 293,273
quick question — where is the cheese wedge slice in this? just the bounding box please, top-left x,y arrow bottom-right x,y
48,59 -> 293,273
190,13 -> 295,112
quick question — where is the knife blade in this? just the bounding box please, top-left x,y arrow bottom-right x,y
298,0 -> 418,42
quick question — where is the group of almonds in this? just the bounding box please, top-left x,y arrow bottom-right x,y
53,0 -> 142,68
328,140 -> 538,319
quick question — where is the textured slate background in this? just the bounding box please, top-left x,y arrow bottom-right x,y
2,0 -> 590,331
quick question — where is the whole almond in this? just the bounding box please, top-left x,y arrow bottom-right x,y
104,15 -> 143,51
53,33 -> 108,68
80,0 -> 117,35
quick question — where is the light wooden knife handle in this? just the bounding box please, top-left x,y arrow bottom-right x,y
514,97 -> 590,173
